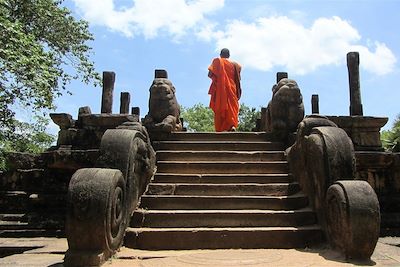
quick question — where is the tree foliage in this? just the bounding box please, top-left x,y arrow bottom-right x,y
181,103 -> 214,132
0,0 -> 100,134
0,0 -> 100,166
238,103 -> 260,132
381,115 -> 400,152
180,103 -> 260,132
0,116 -> 55,170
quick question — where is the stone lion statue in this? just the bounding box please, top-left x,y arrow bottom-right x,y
266,78 -> 304,138
143,70 -> 182,132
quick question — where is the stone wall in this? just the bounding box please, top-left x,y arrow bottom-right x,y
355,151 -> 400,235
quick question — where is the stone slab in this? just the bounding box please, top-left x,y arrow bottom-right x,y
156,151 -> 285,161
152,173 -> 292,184
0,237 -> 400,266
78,114 -> 139,128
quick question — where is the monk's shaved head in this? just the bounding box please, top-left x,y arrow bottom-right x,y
220,48 -> 230,58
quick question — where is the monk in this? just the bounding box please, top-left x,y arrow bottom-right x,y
208,48 -> 242,132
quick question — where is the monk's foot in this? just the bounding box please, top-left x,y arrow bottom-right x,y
229,126 -> 236,132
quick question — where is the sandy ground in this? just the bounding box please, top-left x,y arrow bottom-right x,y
0,237 -> 399,266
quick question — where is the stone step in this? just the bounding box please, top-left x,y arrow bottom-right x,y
146,183 -> 300,196
156,161 -> 288,174
156,151 -> 285,161
0,220 -> 63,230
140,194 -> 308,210
0,191 -> 29,212
153,141 -> 284,151
1,168 -> 73,192
0,214 -> 26,221
0,191 -> 67,212
125,225 -> 323,250
153,173 -> 293,184
0,212 -> 65,238
131,208 -> 317,228
154,132 -> 275,142
0,221 -> 29,230
0,229 -> 64,238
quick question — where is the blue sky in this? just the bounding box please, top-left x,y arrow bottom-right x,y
51,0 -> 399,132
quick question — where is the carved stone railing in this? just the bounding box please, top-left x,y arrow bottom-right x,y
287,115 -> 380,259
64,122 -> 155,266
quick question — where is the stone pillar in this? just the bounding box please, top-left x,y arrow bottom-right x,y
101,71 -> 116,114
120,92 -> 130,114
347,52 -> 363,116
131,107 -> 140,117
311,94 -> 319,114
78,106 -> 92,116
276,72 -> 288,83
155,69 -> 168,79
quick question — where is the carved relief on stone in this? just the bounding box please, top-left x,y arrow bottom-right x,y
65,125 -> 156,266
287,115 -> 380,260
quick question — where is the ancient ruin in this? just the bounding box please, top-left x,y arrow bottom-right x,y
0,52 -> 399,266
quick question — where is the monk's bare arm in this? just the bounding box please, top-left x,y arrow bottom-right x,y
208,70 -> 213,78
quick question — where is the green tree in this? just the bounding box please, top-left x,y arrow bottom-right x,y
238,103 -> 260,132
181,103 -> 260,132
0,0 -> 100,136
0,0 -> 100,167
181,103 -> 214,132
0,116 -> 55,170
381,115 -> 400,152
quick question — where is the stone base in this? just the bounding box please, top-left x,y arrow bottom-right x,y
64,249 -> 108,267
327,116 -> 388,151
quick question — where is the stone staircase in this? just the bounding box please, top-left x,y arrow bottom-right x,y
125,132 -> 323,250
0,166 -> 75,237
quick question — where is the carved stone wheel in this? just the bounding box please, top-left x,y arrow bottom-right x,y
326,180 -> 380,260
65,168 -> 126,266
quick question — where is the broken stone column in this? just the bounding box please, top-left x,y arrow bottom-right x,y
155,69 -> 168,79
101,71 -> 116,114
131,107 -> 140,117
120,92 -> 130,114
347,52 -> 363,116
311,94 -> 319,114
78,106 -> 92,116
276,72 -> 288,83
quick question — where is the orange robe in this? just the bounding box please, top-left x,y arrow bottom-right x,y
208,58 -> 241,132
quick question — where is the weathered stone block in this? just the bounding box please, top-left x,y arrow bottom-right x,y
78,106 -> 91,116
57,129 -> 78,146
50,113 -> 74,130
79,114 -> 139,128
326,180 -> 380,259
41,149 -> 99,170
327,116 -> 388,151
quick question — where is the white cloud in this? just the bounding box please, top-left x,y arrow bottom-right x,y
208,16 -> 396,75
72,1 -> 396,75
72,0 -> 224,39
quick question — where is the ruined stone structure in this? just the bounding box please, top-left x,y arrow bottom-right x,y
0,72 -> 155,266
287,115 -> 380,259
0,52 -> 399,266
143,70 -> 182,133
65,124 -> 155,266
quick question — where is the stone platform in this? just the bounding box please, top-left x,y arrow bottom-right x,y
1,237 -> 400,266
